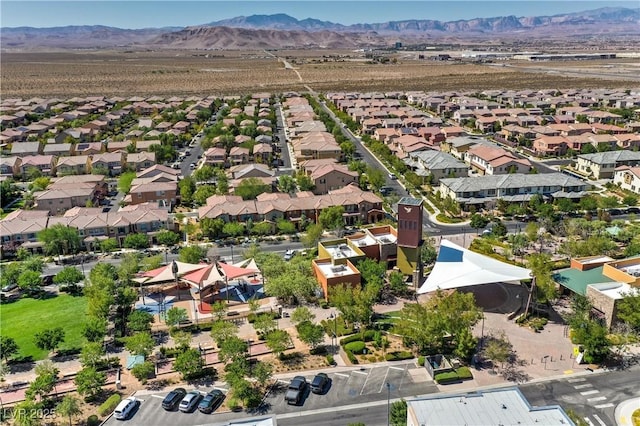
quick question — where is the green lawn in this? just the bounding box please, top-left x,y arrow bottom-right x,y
1,294 -> 88,361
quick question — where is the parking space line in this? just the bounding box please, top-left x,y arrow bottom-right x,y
377,367 -> 391,394
352,370 -> 368,375
150,395 -> 163,399
389,366 -> 404,371
334,373 -> 350,378
397,364 -> 409,390
360,370 -> 373,395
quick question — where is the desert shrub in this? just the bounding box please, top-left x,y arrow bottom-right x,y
417,356 -> 425,366
87,415 -> 100,426
345,350 -> 358,364
247,313 -> 257,323
325,354 -> 335,366
367,355 -> 377,362
344,341 -> 366,354
434,371 -> 460,384
98,394 -> 121,417
456,367 -> 473,380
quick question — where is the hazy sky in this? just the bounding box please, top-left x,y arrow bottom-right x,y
1,1 -> 637,29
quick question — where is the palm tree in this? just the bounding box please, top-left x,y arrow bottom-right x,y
56,394 -> 82,426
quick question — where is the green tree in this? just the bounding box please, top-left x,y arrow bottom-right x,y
141,254 -> 163,272
165,306 -> 188,328
277,175 -> 297,193
193,184 -> 217,205
127,310 -> 154,333
38,224 -> 81,257
223,222 -> 246,238
330,283 -> 377,329
99,238 -> 118,253
318,205 -> 345,231
366,167 -> 385,191
390,399 -> 408,426
179,245 -> 205,263
470,213 -> 489,233
124,332 -> 155,357
193,164 -> 215,182
251,221 -> 272,236
174,348 -> 203,379
454,327 -> 478,362
526,253 -> 557,304
53,267 -> 84,291
296,321 -> 325,350
263,262 -> 318,305
74,367 -> 106,401
179,176 -> 196,205
265,329 -> 290,359
79,342 -> 105,369
201,217 -> 225,238
131,361 -> 155,384
12,399 -> 41,426
235,177 -> 270,200
123,233 -> 149,249
117,171 -> 136,193
17,270 -> 42,295
33,327 -> 65,355
296,174 -> 314,191
26,361 -> 58,402
482,331 -> 513,371
210,320 -> 238,348
253,313 -> 277,336
581,320 -> 611,364
617,289 -> 640,332
291,306 -> 315,326
218,336 -> 248,364
276,218 -> 296,234
0,336 -> 19,362
156,230 -> 180,247
56,394 -> 82,426
301,223 -> 323,248
172,330 -> 192,349
30,176 -> 51,192
251,361 -> 273,387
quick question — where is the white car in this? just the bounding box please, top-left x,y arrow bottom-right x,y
114,397 -> 138,420
283,249 -> 296,261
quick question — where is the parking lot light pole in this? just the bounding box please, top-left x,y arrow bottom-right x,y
386,382 -> 391,426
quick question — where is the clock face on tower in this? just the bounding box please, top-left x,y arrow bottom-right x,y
403,206 -> 412,213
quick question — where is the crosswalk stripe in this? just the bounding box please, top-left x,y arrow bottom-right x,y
587,396 -> 607,402
568,378 -> 586,383
595,404 -> 614,410
583,417 -> 594,426
593,414 -> 608,425
574,384 -> 593,389
580,390 -> 599,396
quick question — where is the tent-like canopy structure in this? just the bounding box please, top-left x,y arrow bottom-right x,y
218,260 -> 259,280
133,261 -> 209,285
418,239 -> 532,294
182,263 -> 226,288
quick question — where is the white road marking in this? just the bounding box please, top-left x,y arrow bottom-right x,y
360,370 -> 373,395
580,390 -> 600,396
574,384 -> 593,389
389,366 -> 404,371
583,417 -> 595,426
568,378 -> 586,383
587,396 -> 607,403
352,370 -> 369,375
150,395 -> 164,399
593,414 -> 608,425
595,404 -> 614,410
378,368 -> 391,394
334,373 -> 350,378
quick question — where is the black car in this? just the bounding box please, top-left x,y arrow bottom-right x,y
310,373 -> 329,394
628,207 -> 640,214
198,389 -> 225,414
162,388 -> 186,411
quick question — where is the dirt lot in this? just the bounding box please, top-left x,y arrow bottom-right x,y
1,49 -> 638,98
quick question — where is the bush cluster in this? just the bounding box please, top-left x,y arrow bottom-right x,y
345,350 -> 358,364
98,394 -> 121,417
325,354 -> 335,366
344,341 -> 366,354
434,371 -> 459,384
417,356 -> 425,366
385,351 -> 413,362
340,330 -> 376,346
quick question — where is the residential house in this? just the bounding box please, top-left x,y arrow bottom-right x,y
136,164 -> 180,180
465,145 -> 531,175
34,186 -> 97,215
439,173 -> 590,210
229,147 -> 250,165
43,143 -> 73,157
0,209 -> 50,253
532,136 -> 569,157
403,150 -> 468,184
252,143 -> 272,164
228,164 -> 274,180
0,156 -> 21,177
20,155 -> 56,177
55,155 -> 91,176
11,141 -> 41,156
306,163 -> 359,195
203,147 -> 226,167
613,166 -> 640,194
124,181 -> 177,207
125,152 -> 156,172
75,142 -> 104,156
91,152 -> 124,176
575,151 -> 640,179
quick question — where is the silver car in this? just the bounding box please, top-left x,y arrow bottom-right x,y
179,390 -> 202,413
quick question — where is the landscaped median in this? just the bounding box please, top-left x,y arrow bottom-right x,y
433,366 -> 474,384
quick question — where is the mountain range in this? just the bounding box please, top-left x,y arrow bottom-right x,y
1,7 -> 639,50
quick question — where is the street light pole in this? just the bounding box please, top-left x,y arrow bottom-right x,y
386,382 -> 391,426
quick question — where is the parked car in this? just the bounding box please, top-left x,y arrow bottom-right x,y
310,373 -> 329,394
627,207 -> 640,214
285,376 -> 307,405
162,388 -> 186,411
198,389 -> 225,414
1,283 -> 18,293
190,163 -> 197,170
114,397 -> 139,420
283,249 -> 296,261
179,390 -> 202,413
388,173 -> 397,180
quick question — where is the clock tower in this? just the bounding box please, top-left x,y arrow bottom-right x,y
396,197 -> 423,279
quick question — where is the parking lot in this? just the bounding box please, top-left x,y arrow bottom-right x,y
102,363 -> 435,426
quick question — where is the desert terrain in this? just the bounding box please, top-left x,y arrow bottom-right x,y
1,49 -> 639,98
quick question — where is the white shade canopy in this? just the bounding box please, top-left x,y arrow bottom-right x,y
418,239 -> 532,294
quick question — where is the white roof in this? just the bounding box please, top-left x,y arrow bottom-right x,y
418,239 -> 531,294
